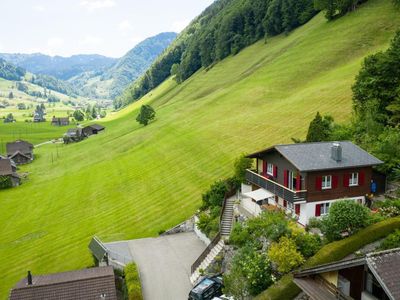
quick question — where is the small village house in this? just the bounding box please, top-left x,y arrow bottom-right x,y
51,116 -> 69,126
63,127 -> 85,144
6,140 -> 34,165
0,158 -> 20,187
293,247 -> 400,300
242,141 -> 383,225
9,267 -> 117,300
83,124 -> 105,136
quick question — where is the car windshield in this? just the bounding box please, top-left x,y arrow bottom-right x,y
192,278 -> 215,294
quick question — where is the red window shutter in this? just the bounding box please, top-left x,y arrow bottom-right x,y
296,174 -> 301,191
295,204 -> 300,215
315,204 -> 321,217
315,176 -> 322,191
262,161 -> 267,177
284,200 -> 287,208
284,170 -> 288,187
343,173 -> 349,187
332,175 -> 338,189
273,166 -> 278,178
359,171 -> 365,185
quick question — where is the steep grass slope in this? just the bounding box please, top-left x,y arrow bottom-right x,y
0,0 -> 399,296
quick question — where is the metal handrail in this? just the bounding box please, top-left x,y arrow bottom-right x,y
191,231 -> 221,274
246,169 -> 307,193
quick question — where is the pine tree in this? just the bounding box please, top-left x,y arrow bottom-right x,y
306,112 -> 331,142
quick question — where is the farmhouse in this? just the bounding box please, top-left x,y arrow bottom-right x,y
51,116 -> 69,126
0,158 -> 20,187
63,127 -> 85,143
6,140 -> 34,165
33,111 -> 46,122
293,247 -> 400,300
83,124 -> 105,136
9,267 -> 117,300
242,141 -> 383,225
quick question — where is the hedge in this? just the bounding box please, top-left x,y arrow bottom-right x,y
125,263 -> 143,300
255,217 -> 400,300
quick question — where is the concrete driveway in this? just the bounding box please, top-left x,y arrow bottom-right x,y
108,232 -> 206,300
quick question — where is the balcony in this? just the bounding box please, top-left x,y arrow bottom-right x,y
245,169 -> 307,203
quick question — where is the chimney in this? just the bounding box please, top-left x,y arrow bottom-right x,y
331,142 -> 342,162
27,271 -> 32,285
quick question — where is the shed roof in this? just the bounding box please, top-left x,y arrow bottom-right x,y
248,141 -> 382,172
6,140 -> 33,155
85,124 -> 105,131
9,267 -> 117,300
0,159 -> 13,175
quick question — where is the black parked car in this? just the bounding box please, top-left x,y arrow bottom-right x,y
188,276 -> 223,300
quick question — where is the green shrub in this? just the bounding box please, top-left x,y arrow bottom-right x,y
255,217 -> 400,300
380,229 -> 400,250
268,237 -> 304,273
295,233 -> 322,258
125,263 -> 143,300
0,176 -> 12,189
305,217 -> 322,231
321,200 -> 371,241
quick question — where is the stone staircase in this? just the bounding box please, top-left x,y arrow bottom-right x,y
220,196 -> 235,237
190,239 -> 224,285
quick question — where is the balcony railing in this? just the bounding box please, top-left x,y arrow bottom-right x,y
245,169 -> 307,203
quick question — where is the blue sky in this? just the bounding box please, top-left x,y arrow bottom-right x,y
0,0 -> 213,58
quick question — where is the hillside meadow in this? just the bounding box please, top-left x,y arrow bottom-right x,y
0,0 -> 399,296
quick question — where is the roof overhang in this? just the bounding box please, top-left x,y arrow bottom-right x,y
243,188 -> 274,201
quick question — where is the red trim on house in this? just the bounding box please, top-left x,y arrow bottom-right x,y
296,174 -> 301,191
343,173 -> 349,187
273,165 -> 278,178
284,170 -> 288,187
332,175 -> 338,189
315,204 -> 321,217
315,176 -> 322,191
284,200 -> 287,208
262,160 -> 267,177
295,204 -> 300,215
359,171 -> 365,186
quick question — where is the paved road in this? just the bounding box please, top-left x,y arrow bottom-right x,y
125,232 -> 206,300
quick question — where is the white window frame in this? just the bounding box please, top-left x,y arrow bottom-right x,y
321,202 -> 330,215
322,175 -> 332,190
349,172 -> 359,186
287,201 -> 294,211
267,163 -> 274,176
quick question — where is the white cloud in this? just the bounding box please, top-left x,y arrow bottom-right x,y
171,19 -> 190,33
80,0 -> 116,11
118,20 -> 133,32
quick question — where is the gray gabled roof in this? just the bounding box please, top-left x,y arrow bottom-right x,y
249,141 -> 383,172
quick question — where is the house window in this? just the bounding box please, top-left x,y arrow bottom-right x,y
322,175 -> 332,190
349,172 -> 359,186
267,163 -> 274,176
321,203 -> 330,215
287,201 -> 294,211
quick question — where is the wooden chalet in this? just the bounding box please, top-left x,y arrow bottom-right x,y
0,158 -> 20,187
51,116 -> 69,126
83,124 -> 105,136
243,141 -> 383,225
64,128 -> 85,143
293,248 -> 400,300
6,140 -> 34,165
9,267 -> 117,300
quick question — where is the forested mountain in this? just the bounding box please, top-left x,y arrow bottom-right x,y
116,0 -> 319,108
0,53 -> 116,80
70,32 -> 177,99
0,58 -> 26,81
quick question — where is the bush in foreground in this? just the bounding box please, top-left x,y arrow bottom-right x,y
125,263 -> 143,300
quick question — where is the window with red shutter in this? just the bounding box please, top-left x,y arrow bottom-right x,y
296,174 -> 301,191
315,204 -> 321,217
295,204 -> 300,215
332,175 -> 338,189
284,170 -> 288,187
315,176 -> 322,191
343,173 -> 349,187
273,166 -> 278,178
262,161 -> 267,177
359,171 -> 365,185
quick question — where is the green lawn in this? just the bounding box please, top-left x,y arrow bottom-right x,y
0,0 -> 399,297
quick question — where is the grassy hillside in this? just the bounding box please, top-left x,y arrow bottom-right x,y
0,0 -> 399,296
